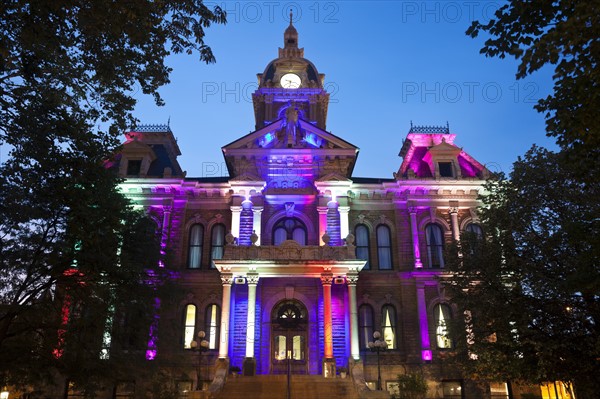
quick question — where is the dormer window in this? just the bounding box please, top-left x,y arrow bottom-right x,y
127,160 -> 142,176
438,162 -> 453,178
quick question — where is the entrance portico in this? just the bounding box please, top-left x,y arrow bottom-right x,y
213,240 -> 365,376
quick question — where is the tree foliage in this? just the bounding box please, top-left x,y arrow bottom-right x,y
467,0 -> 600,167
0,0 -> 225,392
445,147 -> 600,397
393,372 -> 428,399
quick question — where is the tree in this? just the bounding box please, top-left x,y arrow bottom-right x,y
0,0 -> 225,392
445,146 -> 600,398
393,372 -> 428,399
467,0 -> 600,172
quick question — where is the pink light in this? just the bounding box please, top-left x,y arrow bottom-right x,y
422,350 -> 432,361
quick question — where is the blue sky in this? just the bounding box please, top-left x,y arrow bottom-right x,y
132,1 -> 556,179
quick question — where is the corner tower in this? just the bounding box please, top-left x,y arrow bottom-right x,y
252,12 -> 330,130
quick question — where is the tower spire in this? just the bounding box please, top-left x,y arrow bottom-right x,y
290,9 -> 293,25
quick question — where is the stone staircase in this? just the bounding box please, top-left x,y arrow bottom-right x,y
213,375 -> 361,399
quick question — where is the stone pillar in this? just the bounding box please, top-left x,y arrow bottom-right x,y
409,207 -> 423,268
219,273 -> 233,359
338,206 -> 350,243
321,272 -> 335,377
159,204 -> 172,267
317,206 -> 328,246
449,206 -> 460,241
230,205 -> 242,243
252,207 -> 263,246
347,272 -> 360,360
416,282 -> 432,361
244,273 -> 259,375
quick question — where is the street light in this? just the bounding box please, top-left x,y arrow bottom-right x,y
0,388 -> 8,399
190,330 -> 209,391
367,331 -> 388,390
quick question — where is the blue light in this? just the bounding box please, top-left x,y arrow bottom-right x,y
304,132 -> 322,148
259,132 -> 276,147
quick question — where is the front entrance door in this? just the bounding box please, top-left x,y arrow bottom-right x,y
271,300 -> 308,374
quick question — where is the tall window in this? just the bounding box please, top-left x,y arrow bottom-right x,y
205,304 -> 221,350
358,304 -> 374,350
188,224 -> 204,269
210,223 -> 226,268
434,304 -> 453,349
355,224 -> 371,270
376,224 -> 392,270
183,304 -> 196,349
425,224 -> 445,268
272,217 -> 307,246
465,223 -> 484,238
381,305 -> 397,349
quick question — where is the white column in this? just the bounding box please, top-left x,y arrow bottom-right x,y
230,205 -> 242,242
252,207 -> 263,246
317,206 -> 328,245
416,282 -> 431,361
347,272 -> 360,360
409,207 -> 423,268
449,207 -> 460,241
245,273 -> 259,358
159,205 -> 172,267
219,273 -> 233,359
338,206 -> 350,242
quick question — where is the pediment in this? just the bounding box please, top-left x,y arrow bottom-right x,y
427,141 -> 461,155
316,172 -> 352,183
229,172 -> 264,182
122,139 -> 154,154
222,118 -> 358,152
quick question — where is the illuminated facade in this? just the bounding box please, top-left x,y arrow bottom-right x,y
108,20 -> 541,399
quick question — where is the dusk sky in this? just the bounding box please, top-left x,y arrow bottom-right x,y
132,1 -> 556,179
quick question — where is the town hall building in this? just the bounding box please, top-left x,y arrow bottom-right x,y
105,18 -> 534,399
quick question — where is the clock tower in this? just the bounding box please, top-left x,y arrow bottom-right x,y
252,12 -> 330,130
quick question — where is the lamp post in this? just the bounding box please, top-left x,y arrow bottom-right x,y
0,388 -> 8,399
367,331 -> 388,390
190,330 -> 209,391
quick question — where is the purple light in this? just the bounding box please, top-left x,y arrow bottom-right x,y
422,350 -> 432,361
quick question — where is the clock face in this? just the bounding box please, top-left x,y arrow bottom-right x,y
280,73 -> 301,89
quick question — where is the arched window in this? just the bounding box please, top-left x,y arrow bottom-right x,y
358,304 -> 374,350
210,223 -> 226,268
183,304 -> 196,349
465,223 -> 484,239
381,305 -> 397,349
205,304 -> 221,350
188,224 -> 204,269
272,217 -> 307,246
425,224 -> 445,268
355,224 -> 371,269
434,304 -> 453,349
376,225 -> 392,270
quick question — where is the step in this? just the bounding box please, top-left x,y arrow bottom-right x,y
214,375 -> 359,399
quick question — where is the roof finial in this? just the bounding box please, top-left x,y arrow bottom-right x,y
289,9 -> 293,25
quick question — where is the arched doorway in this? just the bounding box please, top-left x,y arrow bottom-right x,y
271,299 -> 308,374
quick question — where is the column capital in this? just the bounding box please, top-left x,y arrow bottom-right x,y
448,207 -> 459,214
252,207 -> 264,214
408,206 -> 418,214
220,273 -> 234,286
346,273 -> 359,286
246,272 -> 260,285
320,273 -> 333,285
317,206 -> 329,215
230,205 -> 243,212
338,206 -> 350,213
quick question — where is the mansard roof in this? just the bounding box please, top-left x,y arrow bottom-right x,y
396,125 -> 488,180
